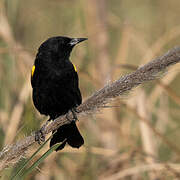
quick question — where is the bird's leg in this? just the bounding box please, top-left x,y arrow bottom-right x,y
71,107 -> 78,121
35,131 -> 45,145
35,117 -> 51,144
65,107 -> 78,123
65,112 -> 73,123
73,105 -> 80,113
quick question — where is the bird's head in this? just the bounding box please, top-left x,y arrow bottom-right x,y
38,36 -> 87,61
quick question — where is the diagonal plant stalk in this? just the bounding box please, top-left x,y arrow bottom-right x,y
10,132 -> 57,180
21,142 -> 62,179
0,47 -> 180,171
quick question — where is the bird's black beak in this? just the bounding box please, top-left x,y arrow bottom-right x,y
69,38 -> 88,46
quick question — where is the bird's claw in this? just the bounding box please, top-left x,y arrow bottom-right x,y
71,108 -> 78,121
35,129 -> 45,145
35,119 -> 50,144
66,108 -> 78,123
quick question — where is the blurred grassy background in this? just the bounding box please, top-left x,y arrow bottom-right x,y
1,0 -> 180,179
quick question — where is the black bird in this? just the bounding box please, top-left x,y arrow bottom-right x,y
31,36 -> 87,151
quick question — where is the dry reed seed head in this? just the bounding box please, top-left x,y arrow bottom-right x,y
0,47 -> 180,170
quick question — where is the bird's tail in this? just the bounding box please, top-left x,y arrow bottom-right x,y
50,121 -> 84,151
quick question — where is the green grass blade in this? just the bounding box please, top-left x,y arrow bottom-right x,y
21,142 -> 62,179
11,133 -> 54,180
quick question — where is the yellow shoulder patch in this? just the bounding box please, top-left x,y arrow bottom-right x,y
72,63 -> 77,72
31,65 -> 35,77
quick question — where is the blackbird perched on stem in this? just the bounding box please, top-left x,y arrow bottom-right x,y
31,36 -> 87,151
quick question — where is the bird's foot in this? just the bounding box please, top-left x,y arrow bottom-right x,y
71,108 -> 78,121
35,119 -> 51,144
35,129 -> 45,145
66,107 -> 78,123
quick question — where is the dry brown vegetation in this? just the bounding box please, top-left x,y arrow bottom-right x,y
0,0 -> 180,179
